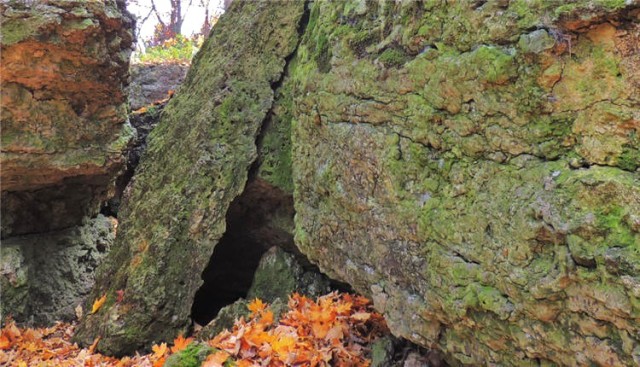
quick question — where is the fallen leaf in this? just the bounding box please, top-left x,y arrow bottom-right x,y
153,357 -> 166,367
151,342 -> 168,359
248,299 -> 266,314
170,334 -> 193,353
88,336 -> 101,354
0,335 -> 10,350
351,312 -> 371,321
75,304 -> 84,320
116,289 -> 125,303
203,350 -> 230,367
91,294 -> 107,314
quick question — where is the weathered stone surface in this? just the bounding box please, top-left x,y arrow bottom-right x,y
289,1 -> 640,366
0,0 -> 134,237
0,215 -> 116,325
247,246 -> 330,302
198,246 -> 330,341
74,0 -> 306,355
128,63 -> 188,110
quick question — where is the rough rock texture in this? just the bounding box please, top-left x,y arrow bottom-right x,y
198,246 -> 330,340
74,1 -> 306,356
290,1 -> 640,366
0,215 -> 116,325
128,63 -> 189,110
0,0 -> 135,237
104,102 -> 167,217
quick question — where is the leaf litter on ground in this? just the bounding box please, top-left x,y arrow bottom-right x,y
0,291 -> 389,366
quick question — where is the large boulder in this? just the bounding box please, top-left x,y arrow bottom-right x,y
74,0 -> 306,356
290,1 -> 639,366
0,0 -> 135,237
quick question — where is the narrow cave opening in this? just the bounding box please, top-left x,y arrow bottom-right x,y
190,178 -> 297,326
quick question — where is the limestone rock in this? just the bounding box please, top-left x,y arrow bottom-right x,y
0,0 -> 134,237
247,246 -> 330,302
73,0 -> 306,356
0,215 -> 116,325
289,1 -> 640,366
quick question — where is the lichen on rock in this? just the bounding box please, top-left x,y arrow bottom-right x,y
73,0 -> 307,356
289,1 -> 640,365
0,0 -> 135,237
0,215 -> 117,325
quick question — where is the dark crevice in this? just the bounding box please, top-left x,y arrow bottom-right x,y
248,0 -> 311,182
190,178 -> 296,326
100,103 -> 167,217
191,1 -> 330,327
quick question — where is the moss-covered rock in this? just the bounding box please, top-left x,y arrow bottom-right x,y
0,0 -> 134,237
73,0 -> 306,356
289,1 -> 640,365
0,215 -> 116,325
247,246 -> 330,302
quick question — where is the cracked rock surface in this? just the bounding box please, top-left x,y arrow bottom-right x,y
73,0 -> 306,356
0,0 -> 135,237
289,1 -> 640,365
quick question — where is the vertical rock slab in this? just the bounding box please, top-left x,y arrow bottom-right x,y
291,1 -> 639,366
74,0 -> 305,356
0,0 -> 135,237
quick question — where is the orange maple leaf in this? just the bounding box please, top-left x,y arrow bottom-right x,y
247,299 -> 266,314
170,334 -> 193,353
151,342 -> 168,359
202,350 -> 230,367
152,357 -> 166,367
0,334 -> 10,350
91,294 -> 107,314
258,310 -> 274,326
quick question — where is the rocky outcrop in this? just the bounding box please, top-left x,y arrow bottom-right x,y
290,1 -> 640,366
75,0 -> 639,365
74,0 -> 306,356
0,215 -> 116,325
0,0 -> 134,237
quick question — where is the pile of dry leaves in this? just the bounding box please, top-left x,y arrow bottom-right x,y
0,292 -> 388,366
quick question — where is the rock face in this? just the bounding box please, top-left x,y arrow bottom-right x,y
74,0 -> 306,356
77,0 -> 639,365
290,1 -> 640,366
0,215 -> 116,325
0,0 -> 135,237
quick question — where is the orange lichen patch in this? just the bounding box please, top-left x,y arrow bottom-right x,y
0,42 -> 120,101
585,23 -> 617,47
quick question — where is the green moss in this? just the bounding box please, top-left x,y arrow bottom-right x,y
377,48 -> 408,67
315,34 -> 332,73
163,343 -> 214,367
617,143 -> 640,171
597,206 -> 637,247
472,46 -> 516,84
1,13 -> 52,45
